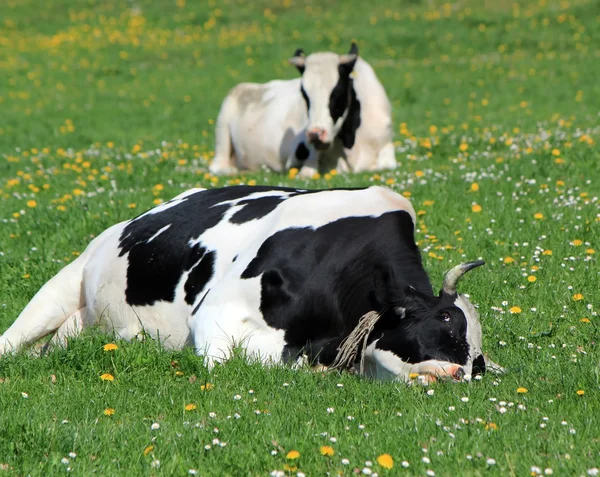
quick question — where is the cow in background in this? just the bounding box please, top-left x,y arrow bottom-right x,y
209,43 -> 396,178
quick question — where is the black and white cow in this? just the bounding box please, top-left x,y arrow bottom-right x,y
0,186 -> 500,382
209,43 -> 396,178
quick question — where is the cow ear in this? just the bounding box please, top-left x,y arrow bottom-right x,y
371,266 -> 403,311
348,41 -> 358,56
339,42 -> 358,72
289,49 -> 306,74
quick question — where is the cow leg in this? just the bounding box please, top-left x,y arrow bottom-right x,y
190,280 -> 287,369
42,306 -> 86,353
210,96 -> 240,175
0,254 -> 87,356
484,355 -> 506,374
374,142 -> 396,170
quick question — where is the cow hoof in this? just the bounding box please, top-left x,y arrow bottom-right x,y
209,163 -> 239,176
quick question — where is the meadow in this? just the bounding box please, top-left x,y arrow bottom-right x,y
0,0 -> 598,475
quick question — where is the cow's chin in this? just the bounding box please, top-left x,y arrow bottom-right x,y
311,140 -> 331,151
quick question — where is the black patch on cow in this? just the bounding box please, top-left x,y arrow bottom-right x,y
241,208 -> 477,367
241,211 -> 433,351
295,142 -> 310,161
184,250 -> 215,305
300,85 -> 310,111
232,255 -> 238,262
118,185 -> 310,307
229,196 -> 289,224
472,354 -> 486,376
329,75 -> 352,124
337,83 -> 361,149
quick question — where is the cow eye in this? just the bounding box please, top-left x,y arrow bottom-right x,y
441,312 -> 451,322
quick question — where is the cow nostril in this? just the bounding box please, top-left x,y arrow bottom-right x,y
453,366 -> 465,381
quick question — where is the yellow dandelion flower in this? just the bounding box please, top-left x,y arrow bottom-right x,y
286,450 -> 300,460
551,148 -> 561,156
485,422 -> 498,430
415,170 -> 424,178
100,373 -> 114,381
572,239 -> 583,246
377,453 -> 394,469
128,203 -> 136,209
385,177 -> 395,185
470,183 -> 479,192
573,293 -> 584,301
103,408 -> 115,416
200,383 -> 214,391
409,373 -> 419,379
144,445 -> 154,456
580,318 -> 590,323
175,370 -> 184,376
103,343 -> 118,351
542,250 -> 552,256
153,198 -> 163,205
576,390 -> 585,396
320,445 -> 334,456
26,200 -> 37,208
534,213 -> 544,219
503,256 -> 515,264
516,387 -> 528,393
459,143 -> 469,152
509,306 -> 522,314
585,248 -> 595,254
527,276 -> 537,283
472,204 -> 482,213
402,191 -> 412,198
423,200 -> 435,206
283,464 -> 297,472
247,179 -> 257,186
185,403 -> 197,411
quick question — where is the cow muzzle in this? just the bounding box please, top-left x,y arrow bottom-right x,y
306,127 -> 330,150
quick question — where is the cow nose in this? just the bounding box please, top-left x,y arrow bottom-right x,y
306,127 -> 329,148
452,366 -> 466,381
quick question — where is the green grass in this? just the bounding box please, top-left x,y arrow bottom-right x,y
0,0 -> 599,475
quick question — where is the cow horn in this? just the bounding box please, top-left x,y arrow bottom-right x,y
442,260 -> 485,295
289,49 -> 306,72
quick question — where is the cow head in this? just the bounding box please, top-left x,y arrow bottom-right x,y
289,43 -> 358,151
367,261 -> 488,382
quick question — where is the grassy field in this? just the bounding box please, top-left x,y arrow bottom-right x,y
1,0 -> 599,475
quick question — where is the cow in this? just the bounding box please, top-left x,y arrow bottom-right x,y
0,186 -> 501,382
209,43 -> 396,178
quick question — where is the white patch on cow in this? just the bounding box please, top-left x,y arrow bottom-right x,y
146,224 -> 172,243
190,277 -> 286,368
135,188 -> 205,221
453,294 -> 483,377
212,189 -> 294,209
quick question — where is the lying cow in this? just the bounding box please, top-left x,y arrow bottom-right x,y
0,186 -> 500,382
209,43 -> 396,178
